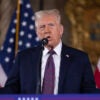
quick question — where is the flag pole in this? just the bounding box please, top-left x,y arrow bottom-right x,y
15,0 -> 21,55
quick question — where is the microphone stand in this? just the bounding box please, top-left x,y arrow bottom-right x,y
36,45 -> 44,94
35,38 -> 48,94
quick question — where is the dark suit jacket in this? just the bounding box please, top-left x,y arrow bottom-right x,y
0,44 -> 99,94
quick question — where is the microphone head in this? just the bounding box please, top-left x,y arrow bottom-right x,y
41,38 -> 48,46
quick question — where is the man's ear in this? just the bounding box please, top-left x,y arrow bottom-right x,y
60,24 -> 64,36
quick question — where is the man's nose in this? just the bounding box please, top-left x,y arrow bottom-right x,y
44,26 -> 50,33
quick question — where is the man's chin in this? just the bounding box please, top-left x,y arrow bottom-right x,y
46,43 -> 54,49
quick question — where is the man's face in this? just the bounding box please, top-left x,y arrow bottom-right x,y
35,15 -> 63,49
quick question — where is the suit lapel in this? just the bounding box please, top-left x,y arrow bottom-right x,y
27,47 -> 42,93
58,44 -> 72,93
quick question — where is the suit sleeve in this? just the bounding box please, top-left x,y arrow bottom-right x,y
0,54 -> 20,94
81,54 -> 100,93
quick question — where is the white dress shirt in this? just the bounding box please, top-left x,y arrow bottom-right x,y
41,41 -> 62,94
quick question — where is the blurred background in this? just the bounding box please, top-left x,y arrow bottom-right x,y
0,0 -> 100,72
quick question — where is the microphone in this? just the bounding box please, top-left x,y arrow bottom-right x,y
41,38 -> 48,46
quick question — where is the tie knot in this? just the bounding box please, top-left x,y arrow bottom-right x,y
48,50 -> 56,56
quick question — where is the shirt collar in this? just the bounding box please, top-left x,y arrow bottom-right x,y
43,41 -> 62,56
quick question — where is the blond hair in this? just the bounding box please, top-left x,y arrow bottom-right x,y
34,9 -> 61,27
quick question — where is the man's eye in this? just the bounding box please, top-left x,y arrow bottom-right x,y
39,26 -> 44,29
49,23 -> 54,26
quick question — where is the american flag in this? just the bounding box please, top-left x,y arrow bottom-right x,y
94,58 -> 100,88
0,0 -> 39,86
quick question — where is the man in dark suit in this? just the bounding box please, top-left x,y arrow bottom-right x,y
0,9 -> 99,94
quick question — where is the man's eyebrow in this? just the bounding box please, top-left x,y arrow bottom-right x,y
39,25 -> 45,27
48,23 -> 54,25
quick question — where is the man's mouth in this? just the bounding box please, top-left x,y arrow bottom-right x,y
46,36 -> 51,41
46,36 -> 50,39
